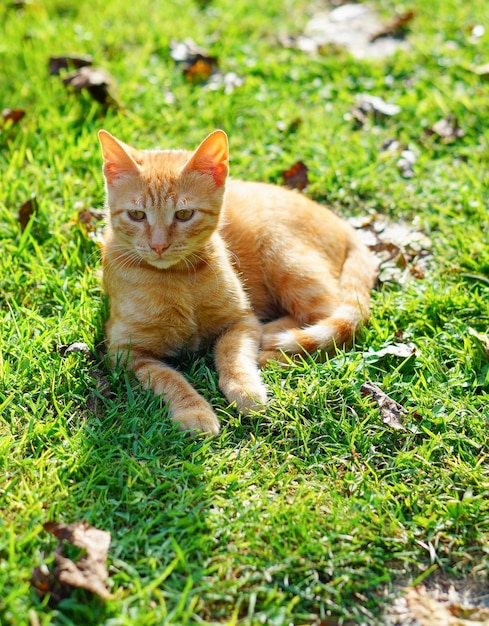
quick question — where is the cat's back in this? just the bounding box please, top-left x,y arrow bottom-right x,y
219,180 -> 353,317
222,179 -> 349,248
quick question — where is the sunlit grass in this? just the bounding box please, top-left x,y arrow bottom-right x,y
1,0 -> 488,624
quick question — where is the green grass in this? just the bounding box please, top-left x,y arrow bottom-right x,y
1,0 -> 488,624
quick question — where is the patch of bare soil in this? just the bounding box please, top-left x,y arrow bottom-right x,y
384,573 -> 489,625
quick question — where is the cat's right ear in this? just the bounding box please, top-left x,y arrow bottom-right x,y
98,130 -> 140,185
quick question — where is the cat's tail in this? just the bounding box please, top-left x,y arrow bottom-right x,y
259,239 -> 378,363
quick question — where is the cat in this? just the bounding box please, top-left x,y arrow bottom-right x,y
98,129 -> 378,434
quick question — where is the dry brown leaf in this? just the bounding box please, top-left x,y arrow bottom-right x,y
360,381 -> 407,430
348,214 -> 432,286
78,207 -> 106,243
2,108 -> 26,125
170,39 -> 218,84
405,585 -> 489,625
281,161 -> 309,191
48,54 -> 93,76
370,10 -> 416,42
32,521 -> 112,601
62,66 -> 119,106
19,196 -> 38,232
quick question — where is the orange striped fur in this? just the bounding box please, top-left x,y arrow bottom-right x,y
98,129 -> 378,433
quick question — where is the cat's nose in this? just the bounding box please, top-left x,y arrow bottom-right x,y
150,242 -> 170,255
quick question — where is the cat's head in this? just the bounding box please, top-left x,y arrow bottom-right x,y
98,129 -> 228,270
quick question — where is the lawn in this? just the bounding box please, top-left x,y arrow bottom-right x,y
1,0 -> 488,624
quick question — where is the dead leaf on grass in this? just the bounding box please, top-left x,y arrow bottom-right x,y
405,585 -> 489,625
2,108 -> 26,125
281,161 -> 309,191
19,196 -> 38,232
370,10 -> 416,42
58,341 -> 95,361
32,521 -> 112,601
348,214 -> 432,285
428,116 -> 465,142
299,3 -> 411,59
365,342 -> 418,360
349,94 -> 401,128
77,207 -> 106,244
48,54 -> 93,76
170,39 -> 218,84
361,381 -> 408,430
396,149 -> 417,178
62,66 -> 119,106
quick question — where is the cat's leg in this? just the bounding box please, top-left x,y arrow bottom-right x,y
122,352 -> 220,434
214,313 -> 268,413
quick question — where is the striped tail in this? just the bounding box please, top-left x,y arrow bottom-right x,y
259,240 -> 378,363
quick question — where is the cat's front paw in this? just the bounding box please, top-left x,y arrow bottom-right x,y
224,381 -> 268,415
175,408 -> 220,435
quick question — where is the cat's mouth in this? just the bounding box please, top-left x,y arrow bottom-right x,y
146,256 -> 179,269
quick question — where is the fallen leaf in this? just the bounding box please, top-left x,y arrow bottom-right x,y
170,39 -> 218,84
77,207 -> 106,243
385,574 -> 489,625
396,149 -> 417,178
370,10 -> 416,42
2,108 -> 26,125
32,521 -> 112,601
19,196 -> 38,232
62,66 -> 119,106
281,161 -> 309,191
365,342 -> 418,360
350,94 -> 401,127
360,381 -> 407,429
428,116 -> 465,142
48,54 -> 93,76
301,3 -> 411,59
58,341 -> 95,361
348,214 -> 432,285
405,585 -> 489,625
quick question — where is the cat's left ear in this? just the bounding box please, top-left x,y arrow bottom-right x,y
184,130 -> 228,188
98,130 -> 140,185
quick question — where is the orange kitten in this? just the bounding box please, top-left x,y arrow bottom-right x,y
98,129 -> 378,434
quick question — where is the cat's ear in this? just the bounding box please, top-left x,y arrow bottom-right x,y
184,130 -> 228,188
98,130 -> 140,185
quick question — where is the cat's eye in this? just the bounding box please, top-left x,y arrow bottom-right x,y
175,209 -> 195,222
128,209 -> 146,221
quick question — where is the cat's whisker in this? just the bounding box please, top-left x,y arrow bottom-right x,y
189,252 -> 221,287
